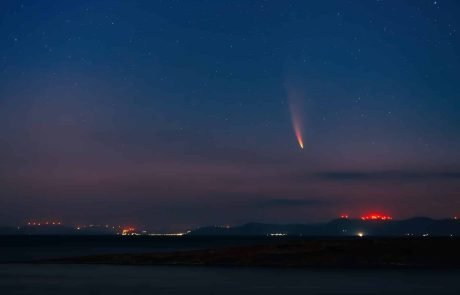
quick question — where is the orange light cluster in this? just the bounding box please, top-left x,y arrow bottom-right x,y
121,227 -> 136,235
361,214 -> 392,221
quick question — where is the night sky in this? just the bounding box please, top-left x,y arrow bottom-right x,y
1,0 -> 460,230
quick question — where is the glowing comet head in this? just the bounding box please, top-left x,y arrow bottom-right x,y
293,119 -> 304,149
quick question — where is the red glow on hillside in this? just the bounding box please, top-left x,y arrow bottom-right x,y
361,214 -> 392,221
340,214 -> 349,219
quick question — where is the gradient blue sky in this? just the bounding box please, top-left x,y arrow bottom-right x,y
1,0 -> 460,229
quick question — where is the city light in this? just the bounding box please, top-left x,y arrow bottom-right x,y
121,227 -> 136,235
26,220 -> 62,226
268,233 -> 288,237
361,214 -> 392,221
148,231 -> 190,237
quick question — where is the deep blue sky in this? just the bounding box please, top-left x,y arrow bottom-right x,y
1,0 -> 459,229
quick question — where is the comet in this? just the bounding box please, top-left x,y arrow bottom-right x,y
291,114 -> 304,149
287,87 -> 305,150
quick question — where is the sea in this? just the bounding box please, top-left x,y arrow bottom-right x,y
0,236 -> 459,294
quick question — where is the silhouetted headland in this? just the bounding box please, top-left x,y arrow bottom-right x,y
47,237 -> 460,268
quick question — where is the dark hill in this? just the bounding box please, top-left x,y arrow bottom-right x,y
188,218 -> 460,237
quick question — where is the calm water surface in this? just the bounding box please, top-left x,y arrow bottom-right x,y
0,264 -> 459,295
0,236 -> 292,262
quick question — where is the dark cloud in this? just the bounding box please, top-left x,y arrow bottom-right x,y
313,171 -> 460,182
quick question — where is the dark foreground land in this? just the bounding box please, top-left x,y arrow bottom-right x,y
49,237 -> 460,268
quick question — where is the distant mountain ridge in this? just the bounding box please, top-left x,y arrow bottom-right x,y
1,217 -> 460,236
187,217 -> 460,237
